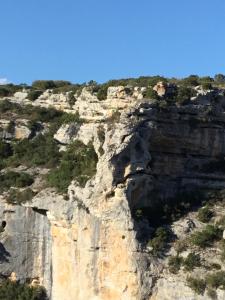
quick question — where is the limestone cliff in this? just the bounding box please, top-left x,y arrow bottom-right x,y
1,85 -> 225,299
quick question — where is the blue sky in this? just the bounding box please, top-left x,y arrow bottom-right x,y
1,0 -> 225,84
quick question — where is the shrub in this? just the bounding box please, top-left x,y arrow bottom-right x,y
32,80 -> 56,90
168,255 -> 183,274
186,276 -> 206,295
0,84 -> 22,98
0,172 -> 34,193
180,75 -> 200,87
0,87 -> 10,97
97,86 -> 108,100
202,82 -> 212,90
147,227 -> 169,255
175,86 -> 196,105
214,74 -> 225,84
174,239 -> 187,254
207,288 -> 217,299
9,134 -> 61,168
58,111 -> 81,125
205,271 -> 225,289
158,100 -> 168,109
68,92 -> 76,107
0,99 -> 15,113
7,188 -> 36,204
136,190 -> 204,227
144,87 -> 159,99
183,253 -> 201,271
97,127 -> 105,155
27,90 -> 43,101
209,263 -> 221,270
198,206 -> 213,223
51,84 -> 83,95
47,141 -> 98,193
0,279 -> 48,300
190,225 -> 222,248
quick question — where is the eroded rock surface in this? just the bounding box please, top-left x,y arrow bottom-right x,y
1,87 -> 225,299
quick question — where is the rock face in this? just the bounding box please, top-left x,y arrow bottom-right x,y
0,119 -> 32,140
2,87 -> 225,299
0,198 -> 52,294
153,81 -> 176,97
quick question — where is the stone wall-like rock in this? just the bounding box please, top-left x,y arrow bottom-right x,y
2,88 -> 225,299
0,198 -> 52,296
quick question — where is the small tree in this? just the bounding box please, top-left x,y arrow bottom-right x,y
214,74 -> 225,83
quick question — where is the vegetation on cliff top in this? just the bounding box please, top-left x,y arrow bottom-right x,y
0,74 -> 225,101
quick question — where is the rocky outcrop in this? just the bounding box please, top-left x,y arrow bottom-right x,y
0,119 -> 32,140
1,86 -> 225,299
0,197 -> 52,293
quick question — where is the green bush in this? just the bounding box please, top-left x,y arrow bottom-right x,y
168,255 -> 183,274
175,86 -> 196,104
214,74 -> 225,84
135,190 -> 204,227
0,279 -> 48,300
32,80 -> 56,90
27,90 -> 43,101
202,82 -> 212,90
158,100 -> 168,109
168,252 -> 201,273
0,99 -> 15,113
0,140 -> 12,170
198,206 -> 213,223
206,271 -> 225,289
0,171 -> 34,193
97,86 -> 108,100
0,87 -> 10,97
68,92 -> 76,107
144,87 -> 159,99
186,276 -> 206,295
174,239 -> 187,254
207,289 -> 217,300
0,84 -> 22,98
8,134 -> 61,168
180,75 -> 200,87
147,227 -> 169,255
51,84 -> 83,95
210,263 -> 221,270
31,79 -> 72,91
183,253 -> 201,271
47,141 -> 98,193
97,127 -> 105,155
190,225 -> 222,248
7,188 -> 36,204
0,101 -> 62,123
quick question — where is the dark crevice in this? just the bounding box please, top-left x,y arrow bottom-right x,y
32,207 -> 48,216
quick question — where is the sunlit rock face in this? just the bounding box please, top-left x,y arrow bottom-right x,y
1,87 -> 225,299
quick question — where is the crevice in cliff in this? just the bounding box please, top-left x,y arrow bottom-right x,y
32,207 -> 48,216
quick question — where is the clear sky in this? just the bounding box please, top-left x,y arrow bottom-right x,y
1,0 -> 225,84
